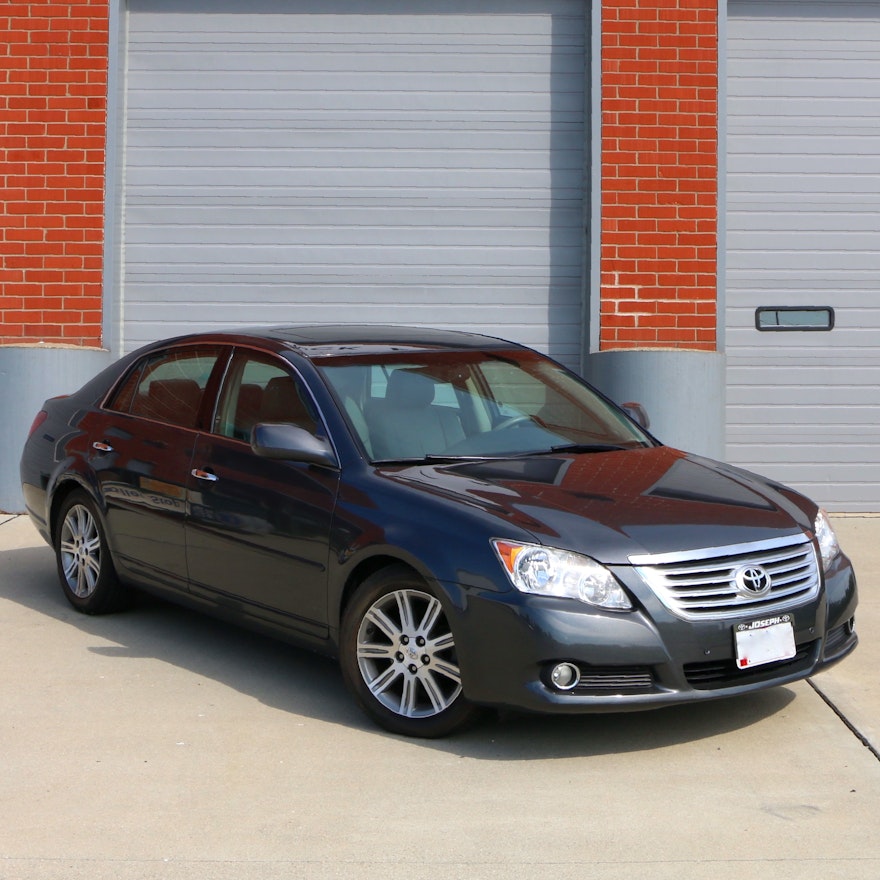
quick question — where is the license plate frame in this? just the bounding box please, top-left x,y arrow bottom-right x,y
734,614 -> 796,670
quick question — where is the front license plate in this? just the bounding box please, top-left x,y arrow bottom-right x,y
734,615 -> 796,670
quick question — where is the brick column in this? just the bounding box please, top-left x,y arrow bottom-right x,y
1,1 -> 110,347
600,0 -> 719,351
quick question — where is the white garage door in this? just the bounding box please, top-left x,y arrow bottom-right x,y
122,0 -> 586,369
726,0 -> 880,511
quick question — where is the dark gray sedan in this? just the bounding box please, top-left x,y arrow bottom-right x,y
20,326 -> 858,736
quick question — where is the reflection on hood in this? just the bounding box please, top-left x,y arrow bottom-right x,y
382,447 -> 812,562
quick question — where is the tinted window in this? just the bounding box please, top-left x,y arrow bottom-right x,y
214,351 -> 319,442
108,347 -> 222,430
318,349 -> 650,461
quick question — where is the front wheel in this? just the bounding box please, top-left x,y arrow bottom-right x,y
340,567 -> 481,737
54,491 -> 128,614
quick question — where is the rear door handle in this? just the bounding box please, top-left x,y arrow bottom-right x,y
191,468 -> 219,482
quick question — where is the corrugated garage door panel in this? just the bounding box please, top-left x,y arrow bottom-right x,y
123,0 -> 586,369
726,0 -> 880,510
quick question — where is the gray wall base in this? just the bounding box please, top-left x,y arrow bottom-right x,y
0,347 -> 114,513
585,349 -> 726,461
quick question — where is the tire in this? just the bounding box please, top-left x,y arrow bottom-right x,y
340,566 -> 481,738
54,491 -> 129,614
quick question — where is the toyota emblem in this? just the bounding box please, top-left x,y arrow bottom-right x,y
734,565 -> 772,597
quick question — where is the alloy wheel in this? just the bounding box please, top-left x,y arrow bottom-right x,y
355,588 -> 463,719
59,504 -> 102,599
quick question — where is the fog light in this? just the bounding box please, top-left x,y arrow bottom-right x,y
550,662 -> 580,691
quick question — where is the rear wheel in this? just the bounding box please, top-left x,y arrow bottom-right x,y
340,567 -> 480,737
54,492 -> 128,614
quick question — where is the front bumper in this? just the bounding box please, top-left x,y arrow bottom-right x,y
449,552 -> 858,714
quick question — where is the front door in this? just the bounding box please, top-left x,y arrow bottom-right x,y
185,350 -> 339,637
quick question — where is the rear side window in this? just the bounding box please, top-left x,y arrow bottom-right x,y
107,347 -> 222,429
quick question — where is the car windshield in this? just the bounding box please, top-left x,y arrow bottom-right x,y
317,348 -> 652,463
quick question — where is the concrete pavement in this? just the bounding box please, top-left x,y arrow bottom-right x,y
1,514 -> 878,880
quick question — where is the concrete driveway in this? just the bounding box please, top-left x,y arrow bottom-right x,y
1,513 -> 877,880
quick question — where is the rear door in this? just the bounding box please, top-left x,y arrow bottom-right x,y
90,345 -> 224,588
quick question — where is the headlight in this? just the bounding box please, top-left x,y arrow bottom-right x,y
492,540 -> 632,611
814,509 -> 841,570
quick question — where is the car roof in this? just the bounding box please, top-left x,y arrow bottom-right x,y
151,325 -> 523,359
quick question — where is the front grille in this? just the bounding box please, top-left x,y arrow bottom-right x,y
630,534 -> 820,621
684,641 -> 816,688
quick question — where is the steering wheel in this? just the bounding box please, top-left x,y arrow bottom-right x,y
494,414 -> 533,431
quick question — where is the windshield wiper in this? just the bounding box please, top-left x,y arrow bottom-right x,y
542,443 -> 630,455
372,454 -> 493,466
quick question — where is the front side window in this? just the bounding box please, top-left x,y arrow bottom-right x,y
318,349 -> 652,462
107,346 -> 222,430
213,351 -> 320,442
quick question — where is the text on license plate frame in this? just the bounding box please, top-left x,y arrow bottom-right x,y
734,614 -> 796,670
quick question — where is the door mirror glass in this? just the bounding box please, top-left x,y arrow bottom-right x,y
251,422 -> 338,468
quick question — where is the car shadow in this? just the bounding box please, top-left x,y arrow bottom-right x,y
2,542 -> 798,760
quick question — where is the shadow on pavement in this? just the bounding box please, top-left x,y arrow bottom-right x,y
2,541 -> 797,760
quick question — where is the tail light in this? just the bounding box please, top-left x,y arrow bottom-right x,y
26,394 -> 70,440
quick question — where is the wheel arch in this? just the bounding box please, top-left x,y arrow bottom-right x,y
337,554 -> 430,628
48,477 -> 97,544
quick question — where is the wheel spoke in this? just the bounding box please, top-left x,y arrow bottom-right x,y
416,596 -> 442,637
76,562 -> 94,597
418,670 -> 450,713
430,632 -> 455,652
70,564 -> 80,594
366,663 -> 402,698
61,553 -> 78,582
400,674 -> 420,715
364,606 -> 400,643
82,554 -> 101,584
395,590 -> 417,632
430,657 -> 461,684
72,507 -> 89,538
357,640 -> 396,661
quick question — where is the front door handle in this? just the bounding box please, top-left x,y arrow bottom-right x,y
191,468 -> 219,482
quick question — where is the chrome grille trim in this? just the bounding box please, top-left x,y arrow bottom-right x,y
630,534 -> 820,621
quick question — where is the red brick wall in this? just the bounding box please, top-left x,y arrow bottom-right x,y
600,0 -> 719,351
1,1 -> 109,347
1,1 -> 719,352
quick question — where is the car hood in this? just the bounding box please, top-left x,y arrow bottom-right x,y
379,446 -> 816,564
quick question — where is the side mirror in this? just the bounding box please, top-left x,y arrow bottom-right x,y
620,401 -> 650,431
251,423 -> 338,468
